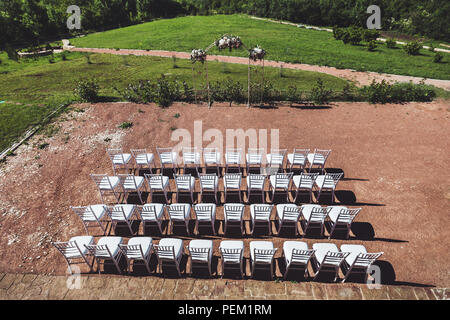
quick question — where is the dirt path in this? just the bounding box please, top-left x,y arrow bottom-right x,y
67,47 -> 450,90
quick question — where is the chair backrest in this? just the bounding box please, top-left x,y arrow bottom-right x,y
90,174 -> 114,190
137,205 -> 164,221
312,149 -> 331,162
130,148 -> 149,161
247,148 -> 264,163
291,249 -> 315,265
226,148 -> 241,163
199,174 -> 217,190
308,207 -> 329,223
53,241 -> 84,259
85,244 -> 113,258
189,247 -> 210,262
203,147 -> 219,164
194,204 -> 215,221
118,174 -> 139,189
155,245 -> 176,261
253,248 -> 277,264
268,148 -> 287,166
248,174 -> 266,189
119,244 -> 145,260
144,173 -> 165,189
335,208 -> 361,224
224,173 -> 242,189
274,172 -> 293,187
297,172 -> 319,187
182,147 -> 199,164
107,148 -> 125,162
324,173 -> 343,187
281,205 -> 301,222
107,205 -> 132,221
253,204 -> 273,220
174,174 -> 193,190
71,205 -> 103,222
157,147 -> 175,164
220,248 -> 242,264
168,204 -> 189,220
224,204 -> 245,221
322,251 -> 349,267
353,252 -> 384,268
292,148 -> 310,162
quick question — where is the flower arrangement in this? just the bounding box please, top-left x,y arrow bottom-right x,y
215,35 -> 243,51
249,46 -> 266,61
190,49 -> 207,63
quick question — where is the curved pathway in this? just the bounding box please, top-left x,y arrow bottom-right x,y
66,46 -> 450,90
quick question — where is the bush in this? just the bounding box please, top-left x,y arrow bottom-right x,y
332,26 -> 345,40
368,40 -> 377,52
153,75 -> 175,108
286,85 -> 302,106
348,27 -> 362,45
428,44 -> 435,52
362,80 -> 435,104
309,79 -> 333,105
404,41 -> 422,55
118,122 -> 133,129
362,29 -> 380,42
433,52 -> 443,63
74,78 -> 99,102
386,38 -> 397,49
61,52 -> 67,61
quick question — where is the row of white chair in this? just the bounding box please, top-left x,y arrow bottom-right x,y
107,147 -> 332,175
72,203 -> 361,239
53,236 -> 382,283
90,172 -> 343,204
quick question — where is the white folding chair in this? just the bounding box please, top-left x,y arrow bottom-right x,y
300,204 -> 330,237
314,172 -> 343,203
266,148 -> 287,173
283,241 -> 315,280
194,203 -> 216,235
157,147 -> 178,174
292,172 -> 319,203
307,149 -> 331,174
246,148 -> 264,174
269,172 -> 293,202
219,240 -> 244,278
70,205 -> 108,235
246,173 -> 266,203
167,203 -> 191,235
137,204 -> 165,235
52,236 -> 94,274
174,173 -> 196,203
131,149 -> 154,172
182,147 -> 201,176
223,203 -> 245,235
107,149 -> 132,175
276,204 -> 301,236
155,238 -> 184,277
224,173 -> 242,202
144,173 -> 170,203
119,237 -> 153,274
199,173 -> 219,203
225,148 -> 242,173
327,206 -> 361,239
85,236 -> 124,274
106,204 -> 138,235
90,174 -> 121,203
287,148 -> 310,171
311,243 -> 349,282
250,204 -> 273,235
202,147 -> 221,175
187,239 -> 213,277
117,174 -> 146,204
340,244 -> 384,283
250,241 -> 277,279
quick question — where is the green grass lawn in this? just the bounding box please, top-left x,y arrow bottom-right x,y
71,14 -> 450,80
0,50 -> 351,151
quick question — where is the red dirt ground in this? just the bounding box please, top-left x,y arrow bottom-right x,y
0,100 -> 448,287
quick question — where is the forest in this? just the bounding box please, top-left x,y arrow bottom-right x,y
1,0 -> 449,50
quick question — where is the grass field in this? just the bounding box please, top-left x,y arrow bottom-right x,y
71,15 -> 450,80
0,51 -> 350,151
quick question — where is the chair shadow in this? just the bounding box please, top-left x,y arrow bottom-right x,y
333,190 -> 385,207
142,220 -> 168,237
159,254 -> 188,278
323,168 -> 344,177
350,222 -> 408,243
112,220 -> 141,237
189,255 -> 220,278
221,258 -> 247,280
128,254 -> 159,276
290,104 -> 332,110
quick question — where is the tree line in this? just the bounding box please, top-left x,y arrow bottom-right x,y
1,0 -> 448,51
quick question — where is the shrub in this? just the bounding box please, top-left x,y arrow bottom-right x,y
340,83 -> 359,101
223,78 -> 245,106
182,81 -> 194,102
368,40 -> 377,52
348,27 -> 362,45
404,41 -> 422,55
386,38 -> 397,49
428,44 -> 435,52
332,26 -> 345,40
118,122 -> 133,129
433,52 -> 443,63
362,80 -> 435,104
74,78 -> 100,102
286,85 -> 302,106
309,79 -> 333,105
61,52 -> 67,61
362,29 -> 380,42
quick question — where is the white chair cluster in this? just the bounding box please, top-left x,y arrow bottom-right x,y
53,237 -> 383,282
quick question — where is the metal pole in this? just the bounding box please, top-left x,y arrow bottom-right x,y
205,59 -> 211,108
248,58 -> 251,108
192,64 -> 198,105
